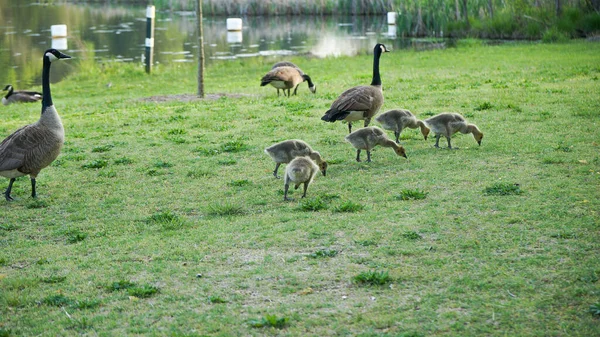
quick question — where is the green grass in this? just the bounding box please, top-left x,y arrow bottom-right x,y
0,41 -> 599,336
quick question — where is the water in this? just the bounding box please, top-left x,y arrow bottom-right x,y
0,0 -> 447,88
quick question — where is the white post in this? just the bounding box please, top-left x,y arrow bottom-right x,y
145,6 -> 155,74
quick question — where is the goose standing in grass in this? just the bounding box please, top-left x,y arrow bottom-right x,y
0,49 -> 71,201
260,63 -> 316,97
321,43 -> 389,133
2,84 -> 43,105
424,113 -> 484,149
264,139 -> 327,178
375,109 -> 430,143
345,126 -> 407,162
283,156 -> 319,201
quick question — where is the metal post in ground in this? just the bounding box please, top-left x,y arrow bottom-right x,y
145,5 -> 155,74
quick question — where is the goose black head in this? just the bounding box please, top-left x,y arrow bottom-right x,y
2,85 -> 12,91
44,49 -> 72,62
374,43 -> 390,55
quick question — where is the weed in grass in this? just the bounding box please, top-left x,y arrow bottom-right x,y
249,314 -> 289,329
108,280 -> 136,292
153,160 -> 173,168
401,231 -> 422,240
228,179 -> 251,187
484,182 -> 523,196
128,285 -> 159,298
0,257 -> 7,266
590,303 -> 600,316
475,101 -> 493,111
146,168 -> 164,176
555,143 -> 573,152
73,299 -> 101,309
65,230 -> 88,244
0,224 -> 19,231
207,203 -> 246,216
167,128 -> 187,135
42,294 -> 73,307
193,146 -> 220,156
218,158 -> 237,166
396,189 -> 428,200
353,270 -> 392,286
146,210 -> 185,230
187,169 -> 214,178
92,144 -> 114,153
309,249 -> 338,258
98,169 -> 116,178
578,272 -> 599,283
298,197 -> 327,212
40,275 -> 67,284
0,328 -> 12,337
507,103 -> 523,112
25,199 -> 48,209
81,160 -> 108,169
220,140 -> 248,153
333,200 -> 364,213
114,157 -> 134,165
208,295 -> 228,304
355,239 -> 377,247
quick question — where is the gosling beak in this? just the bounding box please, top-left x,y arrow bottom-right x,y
321,170 -> 326,177
477,140 -> 482,146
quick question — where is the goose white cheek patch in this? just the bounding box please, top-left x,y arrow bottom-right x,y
46,52 -> 59,62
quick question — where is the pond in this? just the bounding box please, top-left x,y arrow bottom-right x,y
0,0 -> 447,88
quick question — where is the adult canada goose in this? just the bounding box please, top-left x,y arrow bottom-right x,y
321,43 -> 389,134
0,49 -> 71,201
424,113 -> 484,149
260,64 -> 316,97
283,156 -> 319,201
2,84 -> 43,105
264,139 -> 327,178
345,126 -> 407,162
375,109 -> 430,143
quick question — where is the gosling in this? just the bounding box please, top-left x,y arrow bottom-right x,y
264,139 -> 327,178
283,156 -> 319,201
424,113 -> 484,149
345,126 -> 407,162
375,109 -> 430,143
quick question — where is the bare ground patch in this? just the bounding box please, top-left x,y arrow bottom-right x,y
139,93 -> 254,103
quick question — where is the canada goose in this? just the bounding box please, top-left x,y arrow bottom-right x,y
424,113 -> 484,149
375,109 -> 430,143
321,43 -> 389,133
260,64 -> 316,97
283,156 -> 319,201
0,49 -> 71,201
264,139 -> 327,178
345,126 -> 407,162
2,84 -> 43,105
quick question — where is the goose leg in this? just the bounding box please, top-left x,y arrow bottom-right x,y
366,150 -> 372,163
348,122 -> 352,134
273,163 -> 282,179
394,131 -> 400,144
434,134 -> 441,148
301,182 -> 308,198
446,137 -> 452,149
284,183 -> 291,201
4,178 -> 15,201
356,149 -> 361,162
363,117 -> 371,128
30,178 -> 37,198
276,89 -> 280,96
293,85 -> 299,96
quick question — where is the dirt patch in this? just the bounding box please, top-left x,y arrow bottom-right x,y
139,93 -> 253,103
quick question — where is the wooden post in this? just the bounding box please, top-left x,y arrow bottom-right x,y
196,0 -> 205,98
145,6 -> 155,74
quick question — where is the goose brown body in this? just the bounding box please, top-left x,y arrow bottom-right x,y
345,126 -> 407,162
261,65 -> 316,96
424,113 -> 484,149
321,43 -> 389,133
2,85 -> 42,105
0,49 -> 71,201
283,156 -> 319,201
375,109 -> 430,143
264,139 -> 327,178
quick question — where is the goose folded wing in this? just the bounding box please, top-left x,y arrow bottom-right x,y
332,87 -> 376,112
0,125 -> 39,171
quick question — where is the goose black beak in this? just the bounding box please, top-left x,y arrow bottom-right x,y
59,52 -> 72,59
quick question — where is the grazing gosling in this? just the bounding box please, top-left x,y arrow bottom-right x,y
375,109 -> 430,143
0,49 -> 71,201
424,113 -> 483,149
2,84 -> 43,105
283,156 -> 319,201
345,126 -> 407,162
264,139 -> 327,178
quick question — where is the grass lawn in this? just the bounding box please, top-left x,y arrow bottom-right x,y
1,40 -> 599,336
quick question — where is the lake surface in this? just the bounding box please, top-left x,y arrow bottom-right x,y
0,0 -> 446,88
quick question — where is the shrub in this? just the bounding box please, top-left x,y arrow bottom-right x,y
353,270 -> 392,286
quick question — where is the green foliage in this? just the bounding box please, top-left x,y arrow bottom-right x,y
208,295 -> 228,304
81,160 -> 108,169
207,203 -> 246,216
128,285 -> 159,298
590,303 -> 600,316
401,231 -> 422,240
309,249 -> 338,258
249,314 -> 289,329
108,280 -> 136,292
475,101 -> 494,111
220,140 -> 248,153
484,183 -> 523,196
396,189 -> 428,201
353,270 -> 392,286
42,294 -> 73,307
65,230 -> 88,244
40,275 -> 67,284
298,197 -> 327,211
332,200 -> 364,213
542,27 -> 570,43
92,144 -> 114,153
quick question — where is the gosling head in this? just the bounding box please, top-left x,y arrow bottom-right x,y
318,161 -> 328,177
421,126 -> 430,141
472,128 -> 484,146
394,145 -> 408,159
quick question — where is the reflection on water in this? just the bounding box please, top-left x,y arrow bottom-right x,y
0,0 -> 447,88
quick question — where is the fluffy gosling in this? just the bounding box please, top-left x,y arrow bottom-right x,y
424,113 -> 484,149
345,126 -> 407,162
264,139 -> 327,178
375,109 -> 430,143
283,156 -> 319,201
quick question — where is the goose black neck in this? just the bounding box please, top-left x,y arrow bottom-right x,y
6,86 -> 13,97
41,56 -> 53,109
303,75 -> 314,87
370,48 -> 382,86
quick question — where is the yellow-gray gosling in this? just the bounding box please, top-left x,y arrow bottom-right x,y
345,126 -> 407,162
264,139 -> 327,178
0,49 -> 71,201
283,156 -> 320,201
321,43 -> 389,134
2,85 -> 42,105
375,109 -> 430,143
260,65 -> 316,97
424,113 -> 484,149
